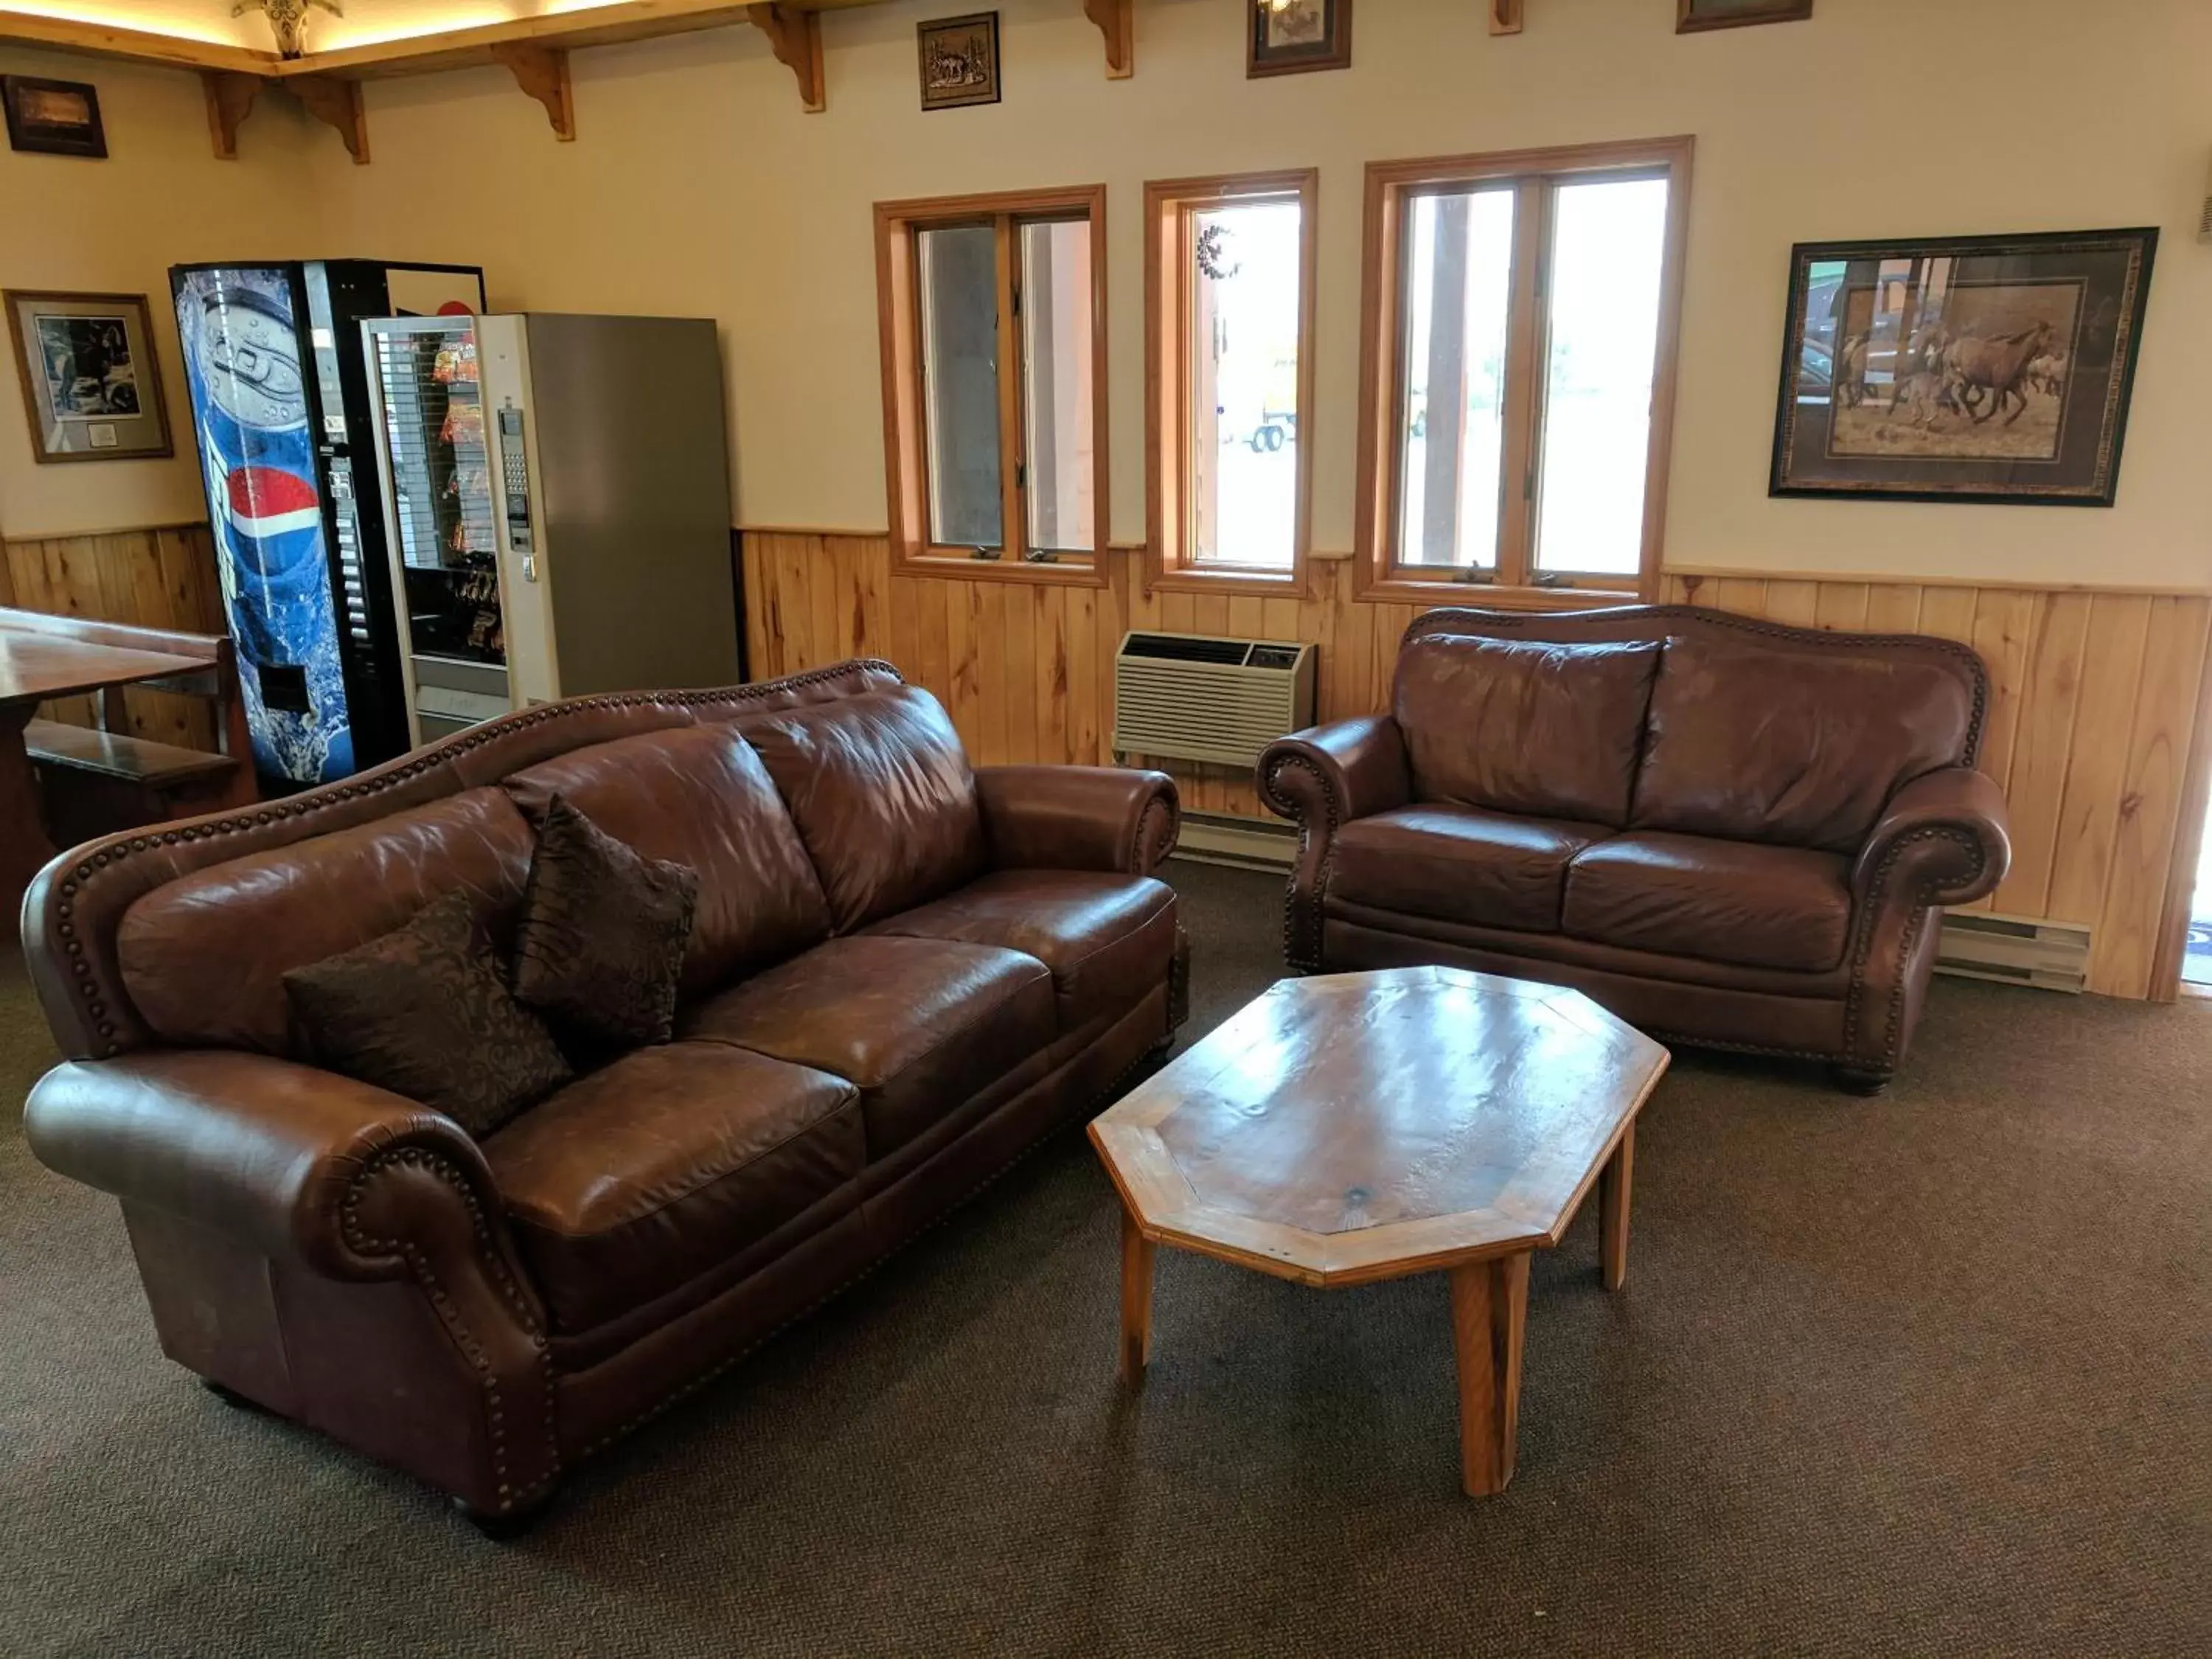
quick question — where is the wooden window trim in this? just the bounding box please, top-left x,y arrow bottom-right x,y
1353,136 -> 1694,608
875,184 -> 1110,588
1144,168 -> 1319,599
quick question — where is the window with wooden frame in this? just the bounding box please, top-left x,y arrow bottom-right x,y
876,185 -> 1108,582
1354,137 -> 1692,605
1145,170 -> 1318,594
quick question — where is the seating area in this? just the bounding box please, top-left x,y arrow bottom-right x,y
4,3 -> 2210,1655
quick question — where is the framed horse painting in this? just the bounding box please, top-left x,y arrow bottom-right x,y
1769,227 -> 2157,506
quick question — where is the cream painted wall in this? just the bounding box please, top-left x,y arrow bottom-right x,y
7,0 -> 2211,589
0,44 -> 326,536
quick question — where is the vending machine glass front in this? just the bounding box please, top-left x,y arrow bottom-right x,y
368,319 -> 507,666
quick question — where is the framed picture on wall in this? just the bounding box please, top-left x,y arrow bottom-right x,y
1677,0 -> 1812,32
1,75 -> 106,158
4,290 -> 173,464
917,13 -> 1001,111
1248,0 -> 1353,78
1768,228 -> 2157,507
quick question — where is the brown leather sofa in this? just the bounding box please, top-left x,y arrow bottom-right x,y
1259,606 -> 2010,1091
21,660 -> 1185,1529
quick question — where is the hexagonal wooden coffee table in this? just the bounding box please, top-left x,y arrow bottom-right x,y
1089,966 -> 1669,1496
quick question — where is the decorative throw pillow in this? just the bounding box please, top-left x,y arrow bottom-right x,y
510,793 -> 699,1048
282,889 -> 573,1138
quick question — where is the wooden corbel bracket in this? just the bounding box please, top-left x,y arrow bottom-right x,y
1490,0 -> 1526,34
201,70 -> 260,160
490,42 -> 575,140
1084,0 -> 1133,78
288,73 -> 370,164
747,4 -> 825,113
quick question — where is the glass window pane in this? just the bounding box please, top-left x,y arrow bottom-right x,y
1186,197 -> 1302,569
918,223 -> 1002,549
1534,176 -> 1669,577
1395,188 -> 1514,570
1020,217 -> 1095,554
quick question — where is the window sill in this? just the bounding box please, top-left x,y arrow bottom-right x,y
893,550 -> 1109,588
1357,574 -> 1646,611
1146,562 -> 1307,599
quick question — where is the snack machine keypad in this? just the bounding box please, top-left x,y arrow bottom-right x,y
498,406 -> 535,574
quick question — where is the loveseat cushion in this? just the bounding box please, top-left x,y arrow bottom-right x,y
1631,632 -> 1978,852
735,686 -> 987,933
864,871 -> 1177,1038
678,936 -> 1054,1161
117,786 -> 537,1057
1393,633 -> 1664,826
483,1042 -> 861,1333
1562,831 -> 1852,973
1329,805 -> 1610,933
504,723 -> 830,992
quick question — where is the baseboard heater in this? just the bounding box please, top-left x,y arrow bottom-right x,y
1934,911 -> 2090,994
1172,810 -> 1298,871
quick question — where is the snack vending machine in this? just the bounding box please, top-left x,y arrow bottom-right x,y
359,313 -> 739,744
169,260 -> 487,786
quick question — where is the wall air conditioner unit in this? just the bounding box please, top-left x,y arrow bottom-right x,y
1934,911 -> 2091,994
1113,632 -> 1318,771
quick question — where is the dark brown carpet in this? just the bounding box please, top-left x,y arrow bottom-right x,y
3,858 -> 2208,1658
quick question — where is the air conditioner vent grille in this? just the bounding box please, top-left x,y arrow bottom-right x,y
1113,630 -> 1318,771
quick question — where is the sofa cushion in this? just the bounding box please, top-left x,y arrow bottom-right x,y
1393,633 -> 1664,826
504,723 -> 830,992
1632,632 -> 1978,852
1330,805 -> 1610,934
483,1042 -> 861,1333
864,871 -> 1177,1038
735,686 -> 987,933
1562,831 -> 1852,973
679,936 -> 1054,1161
118,786 -> 536,1057
511,795 -> 698,1048
282,890 -> 572,1138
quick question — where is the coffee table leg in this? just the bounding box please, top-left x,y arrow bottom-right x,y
1449,1252 -> 1530,1497
1119,1205 -> 1154,1387
1599,1122 -> 1635,1293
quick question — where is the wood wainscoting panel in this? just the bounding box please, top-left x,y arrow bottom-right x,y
0,524 -> 226,751
741,532 -> 2211,1001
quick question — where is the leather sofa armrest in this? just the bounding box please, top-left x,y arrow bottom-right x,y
1851,767 -> 2012,911
974,764 -> 1180,877
25,1049 -> 538,1300
1257,717 -> 1411,974
1258,717 -> 1411,830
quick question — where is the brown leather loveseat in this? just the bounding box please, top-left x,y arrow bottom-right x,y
1259,606 -> 2010,1090
23,660 -> 1184,1528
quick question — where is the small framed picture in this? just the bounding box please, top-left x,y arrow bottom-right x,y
5,291 -> 173,464
1769,228 -> 2158,507
1249,0 -> 1353,77
918,13 -> 1001,111
2,75 -> 106,158
1677,0 -> 1812,32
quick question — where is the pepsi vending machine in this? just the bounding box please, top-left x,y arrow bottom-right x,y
169,260 -> 487,787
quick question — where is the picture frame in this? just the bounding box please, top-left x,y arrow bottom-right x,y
5,290 -> 173,465
1,75 -> 106,158
1676,0 -> 1812,32
1768,228 -> 2158,507
1248,0 -> 1353,79
917,13 -> 1001,112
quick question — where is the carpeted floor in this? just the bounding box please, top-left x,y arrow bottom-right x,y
2,858 -> 2208,1658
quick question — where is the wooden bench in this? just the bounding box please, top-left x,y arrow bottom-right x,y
0,607 -> 258,845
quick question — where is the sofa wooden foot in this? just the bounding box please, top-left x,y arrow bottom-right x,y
453,1495 -> 551,1540
1832,1066 -> 1891,1097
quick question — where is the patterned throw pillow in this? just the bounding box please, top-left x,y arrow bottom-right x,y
511,793 -> 699,1048
282,889 -> 573,1138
